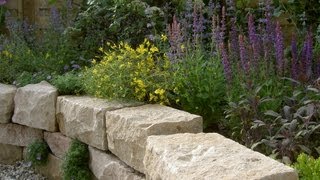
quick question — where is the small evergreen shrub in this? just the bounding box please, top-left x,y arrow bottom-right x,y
293,153 -> 320,180
62,139 -> 91,180
26,140 -> 50,166
52,72 -> 84,95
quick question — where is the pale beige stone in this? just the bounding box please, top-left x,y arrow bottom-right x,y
12,81 -> 58,132
0,84 -> 16,123
44,132 -> 72,159
0,123 -> 43,146
89,146 -> 145,180
144,133 -> 298,180
56,96 -> 141,150
35,153 -> 62,180
105,104 -> 203,173
0,143 -> 23,164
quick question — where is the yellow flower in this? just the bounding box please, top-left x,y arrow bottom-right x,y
155,88 -> 165,96
161,34 -> 168,42
2,50 -> 13,58
150,46 -> 159,53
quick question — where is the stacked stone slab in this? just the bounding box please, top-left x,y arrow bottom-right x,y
12,81 -> 58,132
144,133 -> 298,180
0,84 -> 16,123
105,104 -> 203,173
56,96 -> 142,150
89,146 -> 145,180
0,81 -> 299,179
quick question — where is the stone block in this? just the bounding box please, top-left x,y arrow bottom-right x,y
0,123 -> 43,146
105,104 -> 202,173
57,96 -> 140,150
44,132 -> 72,159
12,81 -> 58,132
0,84 -> 16,123
89,146 -> 145,180
35,153 -> 62,180
144,133 -> 298,180
0,143 -> 23,164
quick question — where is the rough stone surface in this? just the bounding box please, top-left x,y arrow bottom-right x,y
57,96 -> 141,150
0,123 -> 43,147
89,146 -> 145,180
44,132 -> 71,159
35,154 -> 62,180
0,143 -> 23,164
144,133 -> 298,180
105,104 -> 203,173
0,84 -> 16,123
12,81 -> 58,132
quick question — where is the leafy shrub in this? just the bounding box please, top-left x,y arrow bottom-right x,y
226,78 -> 320,163
62,139 -> 91,180
52,72 -> 84,95
26,140 -> 50,166
65,0 -> 165,60
83,39 -> 172,104
293,153 -> 320,179
173,46 -> 227,129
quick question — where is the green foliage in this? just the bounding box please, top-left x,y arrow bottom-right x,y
293,153 -> 320,180
26,140 -> 50,167
52,72 -> 84,95
62,139 -> 91,180
173,47 -> 227,129
227,78 -> 320,163
65,0 -> 165,60
83,40 -> 172,104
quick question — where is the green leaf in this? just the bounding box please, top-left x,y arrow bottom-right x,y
264,110 -> 281,118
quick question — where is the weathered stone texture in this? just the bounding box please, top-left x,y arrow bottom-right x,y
144,133 -> 298,180
35,153 -> 62,180
0,123 -> 43,146
89,146 -> 145,180
44,132 -> 71,159
105,104 -> 203,173
12,81 -> 58,131
56,96 -> 140,150
0,143 -> 23,164
0,84 -> 16,123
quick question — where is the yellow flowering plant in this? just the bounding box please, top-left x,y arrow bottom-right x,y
83,39 -> 173,104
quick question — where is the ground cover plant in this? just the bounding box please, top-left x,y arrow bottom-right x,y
26,140 -> 50,167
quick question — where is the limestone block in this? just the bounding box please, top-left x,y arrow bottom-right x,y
12,81 -> 58,132
105,104 -> 203,173
144,133 -> 298,180
56,96 -> 141,150
35,153 -> 62,180
0,143 -> 23,164
0,123 -> 43,146
0,84 -> 16,123
44,132 -> 72,159
89,146 -> 145,180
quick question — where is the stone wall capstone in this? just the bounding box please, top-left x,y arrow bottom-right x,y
144,133 -> 298,180
0,84 -> 16,123
12,81 -> 58,132
105,104 -> 203,173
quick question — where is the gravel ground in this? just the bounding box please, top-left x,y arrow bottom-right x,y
0,161 -> 47,180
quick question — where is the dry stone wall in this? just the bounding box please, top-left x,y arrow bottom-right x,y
0,81 -> 298,180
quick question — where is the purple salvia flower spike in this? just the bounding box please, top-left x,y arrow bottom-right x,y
239,35 -> 250,75
291,33 -> 299,80
275,21 -> 284,75
219,43 -> 232,83
248,14 -> 259,68
230,17 -> 239,61
305,31 -> 313,78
